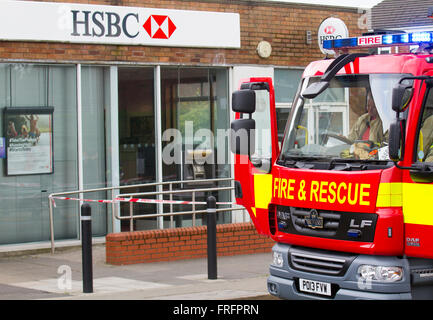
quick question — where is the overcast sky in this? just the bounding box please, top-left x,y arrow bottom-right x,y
267,0 -> 383,9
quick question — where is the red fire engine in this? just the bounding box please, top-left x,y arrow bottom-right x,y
231,31 -> 433,299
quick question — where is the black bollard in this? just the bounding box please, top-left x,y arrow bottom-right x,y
207,196 -> 217,280
81,203 -> 93,293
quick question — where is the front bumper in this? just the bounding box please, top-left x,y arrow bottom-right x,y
268,243 -> 412,300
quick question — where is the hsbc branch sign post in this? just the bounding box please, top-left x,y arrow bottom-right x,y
0,1 -> 240,48
317,17 -> 349,55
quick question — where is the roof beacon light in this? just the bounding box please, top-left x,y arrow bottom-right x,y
323,31 -> 433,50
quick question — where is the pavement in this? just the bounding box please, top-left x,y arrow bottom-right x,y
0,243 -> 277,300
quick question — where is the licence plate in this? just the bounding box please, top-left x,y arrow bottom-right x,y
298,278 -> 332,297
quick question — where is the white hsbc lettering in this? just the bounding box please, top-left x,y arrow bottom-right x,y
71,10 -> 139,38
319,35 -> 342,45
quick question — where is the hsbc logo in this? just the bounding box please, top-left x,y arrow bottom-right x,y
70,10 -> 176,40
143,15 -> 176,39
324,25 -> 336,34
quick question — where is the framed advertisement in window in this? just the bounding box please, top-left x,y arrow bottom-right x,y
4,107 -> 54,176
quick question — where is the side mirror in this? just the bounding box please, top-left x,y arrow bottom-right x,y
388,120 -> 404,161
232,90 -> 256,113
230,119 -> 255,155
392,84 -> 413,112
302,81 -> 329,99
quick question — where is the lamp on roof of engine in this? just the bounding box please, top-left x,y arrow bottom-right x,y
323,31 -> 433,50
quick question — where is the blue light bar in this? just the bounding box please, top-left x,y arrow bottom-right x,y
412,32 -> 431,42
382,35 -> 393,45
323,31 -> 433,50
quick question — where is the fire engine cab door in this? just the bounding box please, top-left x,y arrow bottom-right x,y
404,75 -> 433,258
233,78 -> 279,234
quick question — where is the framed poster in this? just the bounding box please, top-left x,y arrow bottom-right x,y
0,137 -> 5,159
4,107 -> 54,176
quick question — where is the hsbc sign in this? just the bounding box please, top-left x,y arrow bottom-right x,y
0,1 -> 240,48
70,11 -> 178,40
317,17 -> 349,55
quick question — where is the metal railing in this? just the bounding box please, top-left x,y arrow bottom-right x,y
48,177 -> 246,253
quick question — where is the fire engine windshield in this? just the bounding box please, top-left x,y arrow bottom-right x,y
280,74 -> 408,167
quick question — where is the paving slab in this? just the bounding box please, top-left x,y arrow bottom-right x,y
0,244 -> 275,300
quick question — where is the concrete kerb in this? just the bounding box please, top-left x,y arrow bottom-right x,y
0,238 -> 106,258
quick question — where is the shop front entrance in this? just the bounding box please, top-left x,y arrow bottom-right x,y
117,66 -> 231,231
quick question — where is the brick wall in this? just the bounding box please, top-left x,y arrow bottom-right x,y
106,222 -> 275,265
0,0 -> 363,67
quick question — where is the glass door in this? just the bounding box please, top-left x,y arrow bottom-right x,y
161,67 -> 230,228
118,67 -> 156,231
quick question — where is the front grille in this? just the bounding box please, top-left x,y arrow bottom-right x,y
276,205 -> 377,242
289,246 -> 356,276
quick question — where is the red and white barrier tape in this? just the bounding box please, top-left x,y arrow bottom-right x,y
49,195 -> 235,208
49,196 -> 114,207
115,197 -> 207,205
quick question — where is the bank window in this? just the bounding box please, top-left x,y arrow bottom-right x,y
0,63 -> 78,245
274,68 -> 304,141
177,69 -> 213,145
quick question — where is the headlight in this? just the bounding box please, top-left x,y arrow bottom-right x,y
272,251 -> 283,267
358,265 -> 403,282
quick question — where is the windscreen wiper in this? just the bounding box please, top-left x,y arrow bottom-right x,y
328,158 -> 391,171
279,154 -> 330,169
281,154 -> 330,161
329,161 -> 366,171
